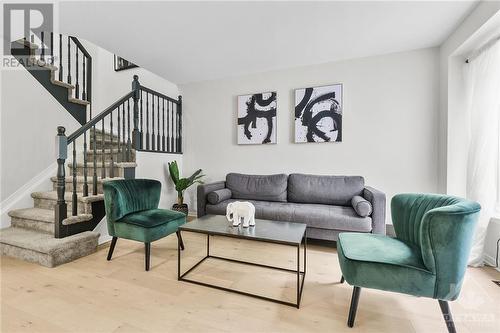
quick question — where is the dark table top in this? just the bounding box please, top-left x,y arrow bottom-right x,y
179,215 -> 306,245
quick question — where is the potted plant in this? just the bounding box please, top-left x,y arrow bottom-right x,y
167,161 -> 204,215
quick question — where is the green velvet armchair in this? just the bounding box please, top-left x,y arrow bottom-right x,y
103,179 -> 186,271
337,193 -> 480,333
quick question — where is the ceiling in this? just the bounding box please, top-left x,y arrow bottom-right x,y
59,1 -> 478,84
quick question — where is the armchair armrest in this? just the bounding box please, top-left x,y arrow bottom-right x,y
363,186 -> 386,234
196,181 -> 226,217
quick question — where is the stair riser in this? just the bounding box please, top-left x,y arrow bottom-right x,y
90,133 -> 120,141
68,165 -> 121,177
0,238 -> 98,268
11,217 -> 53,234
84,152 -> 135,163
88,141 -> 122,150
34,198 -> 91,215
52,181 -> 103,194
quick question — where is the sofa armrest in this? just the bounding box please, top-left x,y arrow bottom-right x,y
363,186 -> 386,234
196,181 -> 226,217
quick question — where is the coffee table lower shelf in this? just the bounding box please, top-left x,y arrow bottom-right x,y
177,233 -> 306,308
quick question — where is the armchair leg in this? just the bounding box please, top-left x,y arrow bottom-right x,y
145,242 -> 151,271
340,276 -> 345,284
347,287 -> 361,328
438,300 -> 457,333
107,237 -> 118,261
176,231 -> 185,251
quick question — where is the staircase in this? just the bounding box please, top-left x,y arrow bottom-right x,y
1,32 -> 183,268
0,130 -> 135,267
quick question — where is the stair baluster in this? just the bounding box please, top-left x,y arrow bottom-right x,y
92,121 -> 98,195
50,32 -> 54,65
67,36 -> 71,84
75,46 -> 79,99
146,93 -> 150,150
157,95 -> 161,150
109,112 -> 115,178
59,34 -> 63,81
140,91 -> 144,149
72,141 -> 78,216
167,100 -> 170,152
127,99 -> 131,161
122,102 -> 126,162
162,98 -> 165,151
117,104 -> 121,163
151,94 -> 155,151
178,95 -> 182,153
101,120 -> 106,179
40,31 -> 45,62
83,131 -> 89,197
171,101 -> 175,152
82,57 -> 86,101
55,127 -> 68,238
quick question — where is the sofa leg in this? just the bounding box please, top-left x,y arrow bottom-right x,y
107,237 -> 118,261
145,242 -> 151,271
340,276 -> 345,284
347,287 -> 361,328
176,231 -> 185,250
438,300 -> 457,333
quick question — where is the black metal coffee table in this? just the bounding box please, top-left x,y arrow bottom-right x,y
177,215 -> 307,308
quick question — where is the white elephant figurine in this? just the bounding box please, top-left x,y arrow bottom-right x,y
226,201 -> 256,228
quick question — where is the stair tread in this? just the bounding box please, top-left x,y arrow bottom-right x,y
68,97 -> 90,105
51,79 -> 74,89
31,191 -> 104,203
68,162 -> 137,168
8,208 -> 54,224
0,227 -> 99,255
49,176 -> 124,183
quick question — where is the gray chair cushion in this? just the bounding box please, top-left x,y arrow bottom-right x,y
207,188 -> 232,205
226,173 -> 288,202
351,195 -> 372,217
288,174 -> 365,206
206,199 -> 372,232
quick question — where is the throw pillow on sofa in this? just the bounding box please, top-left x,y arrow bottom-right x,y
207,189 -> 233,204
351,195 -> 372,217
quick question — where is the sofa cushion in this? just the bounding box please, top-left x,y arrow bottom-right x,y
351,195 -> 372,217
206,199 -> 372,232
207,188 -> 232,204
288,174 -> 364,206
226,173 -> 288,202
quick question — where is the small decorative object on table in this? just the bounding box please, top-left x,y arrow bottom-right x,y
226,201 -> 255,227
168,161 -> 204,215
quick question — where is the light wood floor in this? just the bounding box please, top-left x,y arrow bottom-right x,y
1,232 -> 499,333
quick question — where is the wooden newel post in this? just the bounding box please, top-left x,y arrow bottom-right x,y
178,95 -> 182,153
55,126 -> 68,238
132,75 -> 141,149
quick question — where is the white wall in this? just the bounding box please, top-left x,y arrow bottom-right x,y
180,48 -> 440,219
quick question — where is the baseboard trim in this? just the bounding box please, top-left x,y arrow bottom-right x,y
0,162 -> 57,228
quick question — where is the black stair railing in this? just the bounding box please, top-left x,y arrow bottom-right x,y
24,32 -> 92,106
54,75 -> 182,238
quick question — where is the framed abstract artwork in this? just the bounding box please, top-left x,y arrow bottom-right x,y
294,84 -> 343,143
237,92 -> 277,144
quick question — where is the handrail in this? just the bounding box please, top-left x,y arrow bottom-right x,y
140,85 -> 180,104
70,37 -> 91,58
67,91 -> 134,144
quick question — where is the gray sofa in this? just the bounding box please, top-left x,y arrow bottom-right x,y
197,173 -> 386,241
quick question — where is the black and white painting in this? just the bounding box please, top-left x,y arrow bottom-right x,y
295,84 -> 343,143
237,92 -> 277,144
